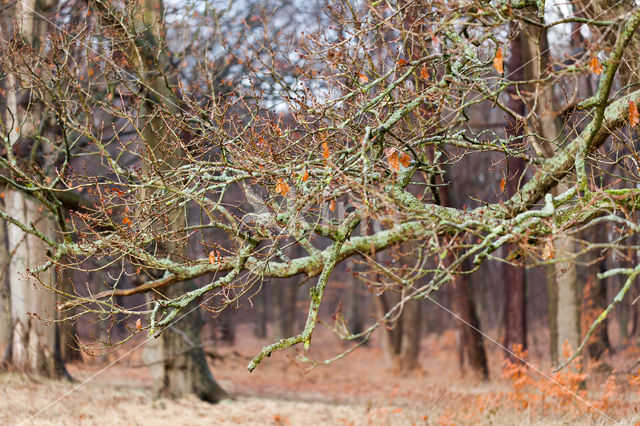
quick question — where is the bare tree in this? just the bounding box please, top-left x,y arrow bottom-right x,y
0,1 -> 639,395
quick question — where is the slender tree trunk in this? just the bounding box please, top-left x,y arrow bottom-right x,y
345,262 -> 364,339
394,298 -> 421,373
503,26 -> 528,357
253,282 -> 268,339
554,234 -> 581,358
373,290 -> 402,367
0,211 -> 10,363
451,273 -> 489,379
272,279 -> 297,339
579,227 -> 611,361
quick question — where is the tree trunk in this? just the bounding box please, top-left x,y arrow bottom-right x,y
579,226 -> 611,361
373,290 -> 402,367
272,278 -> 297,339
394,298 -> 421,373
553,236 -> 581,360
373,274 -> 422,373
451,273 -> 489,379
115,0 -> 229,402
0,213 -> 10,363
253,282 -> 268,339
0,0 -> 67,377
439,185 -> 488,377
3,193 -> 64,376
145,281 -> 228,402
345,262 -> 364,339
503,26 -> 528,357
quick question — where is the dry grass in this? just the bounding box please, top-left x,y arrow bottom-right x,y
2,325 -> 640,425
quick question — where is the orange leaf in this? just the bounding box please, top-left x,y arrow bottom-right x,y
122,217 -> 132,226
420,64 -> 429,80
209,250 -> 217,264
301,167 -> 309,182
589,55 -> 603,75
322,141 -> 330,159
630,100 -> 639,127
358,73 -> 369,83
500,177 -> 506,192
399,152 -> 411,168
329,199 -> 336,212
387,149 -> 400,172
542,240 -> 555,260
275,178 -> 290,196
493,48 -> 504,74
396,58 -> 408,66
135,318 -> 142,330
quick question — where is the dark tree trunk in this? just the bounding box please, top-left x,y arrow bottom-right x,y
439,187 -> 489,378
502,26 -> 528,358
272,279 -> 298,339
451,273 -> 489,379
253,282 -> 268,339
217,310 -> 236,345
345,263 -> 364,339
374,290 -> 403,366
394,298 -> 422,373
579,225 -> 611,361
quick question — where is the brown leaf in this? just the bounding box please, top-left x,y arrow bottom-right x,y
209,250 -> 217,264
396,58 -> 408,66
301,167 -> 309,182
135,318 -> 142,330
420,64 -> 429,80
542,240 -> 555,260
122,217 -> 132,226
329,199 -> 336,212
630,100 -> 639,127
500,177 -> 506,192
493,48 -> 504,74
322,141 -> 330,159
399,152 -> 411,168
589,55 -> 603,75
275,178 -> 290,196
358,73 -> 369,83
387,149 -> 400,172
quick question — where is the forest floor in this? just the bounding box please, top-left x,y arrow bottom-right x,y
2,324 -> 640,425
